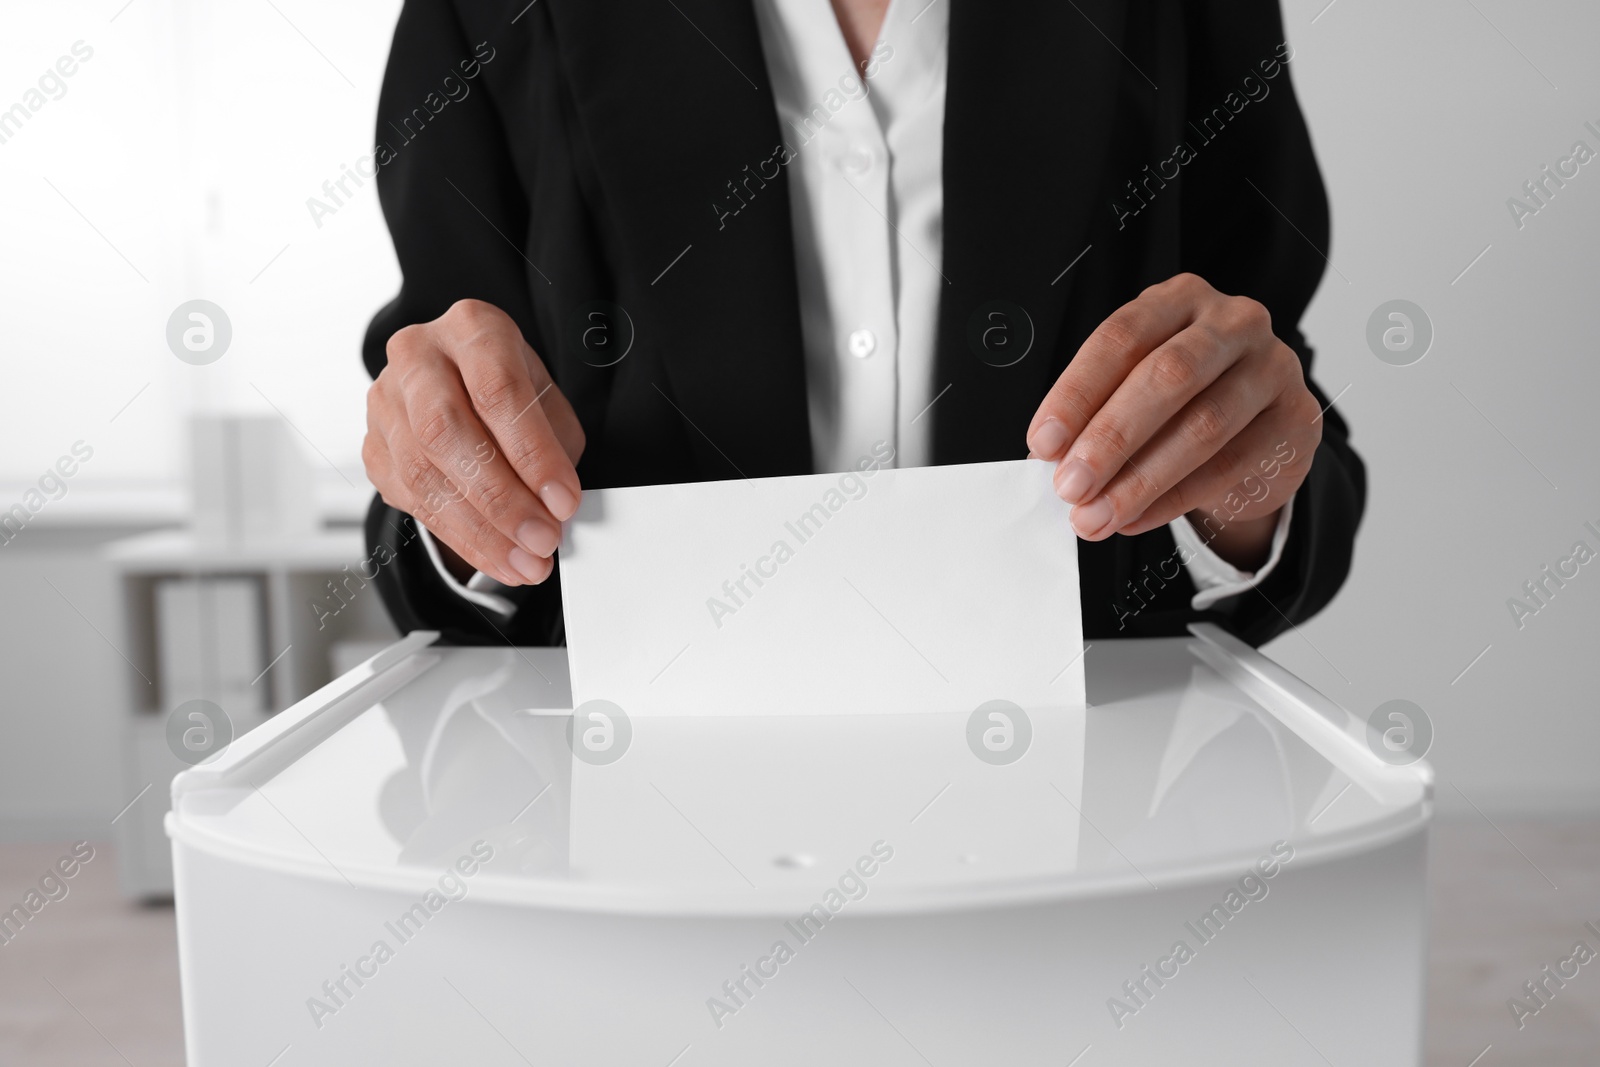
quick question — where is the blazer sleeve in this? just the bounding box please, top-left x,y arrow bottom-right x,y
360,0 -> 562,645
1175,1 -> 1367,645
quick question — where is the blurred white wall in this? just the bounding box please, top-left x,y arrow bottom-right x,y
0,0 -> 402,491
1275,0 -> 1600,810
0,0 -> 1597,836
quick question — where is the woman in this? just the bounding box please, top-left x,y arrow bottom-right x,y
359,0 -> 1363,647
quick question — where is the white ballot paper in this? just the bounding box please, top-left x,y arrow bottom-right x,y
558,458 -> 1085,716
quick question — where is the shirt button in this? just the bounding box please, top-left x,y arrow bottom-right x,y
841,144 -> 873,175
847,328 -> 876,359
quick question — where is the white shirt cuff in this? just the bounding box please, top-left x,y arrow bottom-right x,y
416,523 -> 519,617
1169,496 -> 1296,611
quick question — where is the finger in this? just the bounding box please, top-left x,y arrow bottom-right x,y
366,425 -> 534,586
450,333 -> 583,522
365,389 -> 437,526
1068,355 -> 1278,539
384,423 -> 546,586
431,302 -> 584,517
398,353 -> 564,560
520,337 -> 586,465
1117,401 -> 1314,538
362,422 -> 402,510
1025,276 -> 1206,461
1052,320 -> 1246,508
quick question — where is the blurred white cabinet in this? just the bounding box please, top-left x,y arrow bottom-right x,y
155,576 -> 268,716
104,528 -> 396,899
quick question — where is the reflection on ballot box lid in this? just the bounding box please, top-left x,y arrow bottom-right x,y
166,625 -> 1430,917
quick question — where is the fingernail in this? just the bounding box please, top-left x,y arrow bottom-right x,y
1071,496 -> 1114,538
508,547 -> 551,584
1028,417 -> 1069,461
539,482 -> 579,522
1054,458 -> 1095,504
516,519 -> 560,558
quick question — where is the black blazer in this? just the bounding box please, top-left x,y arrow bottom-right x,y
361,0 -> 1365,648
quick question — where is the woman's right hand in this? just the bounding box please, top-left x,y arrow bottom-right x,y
363,299 -> 586,587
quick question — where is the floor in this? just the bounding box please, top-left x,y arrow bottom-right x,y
1424,815 -> 1600,1065
0,841 -> 184,1066
0,817 -> 1595,1065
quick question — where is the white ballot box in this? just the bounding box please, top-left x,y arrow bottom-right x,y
167,626 -> 1431,1066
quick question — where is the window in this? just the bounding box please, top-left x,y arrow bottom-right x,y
1,0 -> 404,504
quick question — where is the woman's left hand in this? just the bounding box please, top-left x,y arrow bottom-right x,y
1025,273 -> 1322,569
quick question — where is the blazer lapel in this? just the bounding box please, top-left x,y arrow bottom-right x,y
544,0 -> 1134,475
932,0 -> 1131,463
543,0 -> 813,479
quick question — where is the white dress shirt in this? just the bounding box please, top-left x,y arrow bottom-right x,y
751,0 -> 1290,611
427,0 -> 1292,615
751,0 -> 947,471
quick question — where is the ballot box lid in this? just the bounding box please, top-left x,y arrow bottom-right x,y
167,626 -> 1431,916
